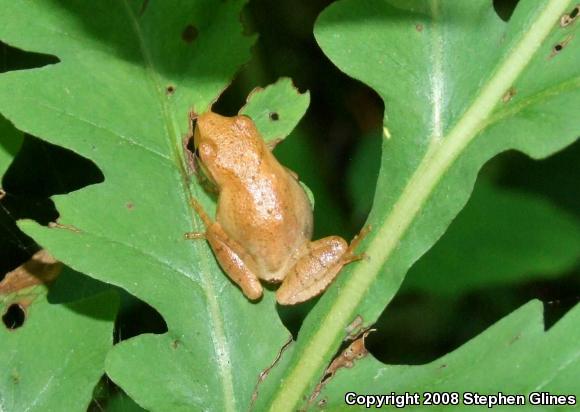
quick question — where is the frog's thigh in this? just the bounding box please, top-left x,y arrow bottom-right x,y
276,236 -> 348,305
205,223 -> 263,300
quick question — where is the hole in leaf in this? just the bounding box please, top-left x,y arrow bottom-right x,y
276,297 -> 320,340
269,112 -> 280,121
493,0 -> 519,22
550,35 -> 572,57
0,202 -> 39,281
181,25 -> 199,43
561,7 -> 580,27
2,304 -> 25,329
1,134 -> 104,279
0,41 -> 59,73
186,135 -> 196,156
113,295 -> 168,343
3,135 -> 104,198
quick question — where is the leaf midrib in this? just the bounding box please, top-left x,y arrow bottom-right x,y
268,1 -> 574,410
121,2 -> 237,411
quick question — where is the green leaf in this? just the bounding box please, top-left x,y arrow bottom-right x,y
262,1 -> 580,409
404,180 -> 580,295
0,252 -> 117,412
346,130 -> 381,224
240,77 -> 310,143
319,301 -> 580,410
0,1 -> 302,410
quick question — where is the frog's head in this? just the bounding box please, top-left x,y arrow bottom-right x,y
192,111 -> 262,186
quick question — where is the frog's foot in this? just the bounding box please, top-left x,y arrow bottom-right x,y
275,237 -> 347,305
342,225 -> 372,263
276,227 -> 371,305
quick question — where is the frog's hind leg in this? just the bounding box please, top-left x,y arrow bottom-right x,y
186,197 -> 263,300
276,227 -> 369,305
205,226 -> 264,301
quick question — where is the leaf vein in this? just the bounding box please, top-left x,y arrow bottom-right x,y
34,100 -> 172,162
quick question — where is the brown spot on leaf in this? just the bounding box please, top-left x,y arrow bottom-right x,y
416,23 -> 424,32
269,112 -> 280,121
0,250 -> 61,296
508,333 -> 521,346
49,221 -> 82,233
126,202 -> 134,210
502,87 -> 516,103
166,85 -> 175,95
550,35 -> 573,58
308,328 -> 376,406
182,25 -> 199,43
560,5 -> 579,27
1,250 -> 62,330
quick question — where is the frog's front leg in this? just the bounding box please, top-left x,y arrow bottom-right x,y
187,198 -> 263,300
276,227 -> 370,305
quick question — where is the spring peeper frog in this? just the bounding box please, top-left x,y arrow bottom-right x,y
186,111 -> 368,305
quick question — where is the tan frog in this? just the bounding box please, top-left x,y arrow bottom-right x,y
186,111 -> 367,304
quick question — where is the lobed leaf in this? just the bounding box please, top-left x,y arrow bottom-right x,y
0,1 -> 306,410
0,251 -> 117,412
262,1 -> 580,409
319,301 -> 580,410
240,77 -> 310,143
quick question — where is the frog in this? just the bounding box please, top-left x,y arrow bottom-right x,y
186,111 -> 368,305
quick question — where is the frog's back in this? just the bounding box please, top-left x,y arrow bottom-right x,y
216,161 -> 313,282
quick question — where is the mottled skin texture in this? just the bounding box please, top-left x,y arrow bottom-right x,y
189,111 -> 366,304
